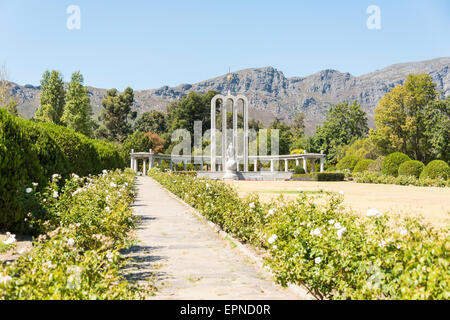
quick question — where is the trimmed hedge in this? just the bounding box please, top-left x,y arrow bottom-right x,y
0,109 -> 124,232
398,160 -> 425,178
420,160 -> 450,180
382,152 -> 411,177
353,159 -> 374,173
313,172 -> 345,181
336,155 -> 362,172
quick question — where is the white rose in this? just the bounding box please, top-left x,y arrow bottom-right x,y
53,191 -> 59,198
67,238 -> 75,247
366,208 -> 382,217
310,228 -> 322,237
26,188 -> 32,194
249,202 -> 255,209
315,257 -> 322,264
268,234 -> 278,244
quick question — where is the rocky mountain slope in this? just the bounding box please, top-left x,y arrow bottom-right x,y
10,57 -> 450,134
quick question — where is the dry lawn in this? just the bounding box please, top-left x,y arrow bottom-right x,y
226,180 -> 450,229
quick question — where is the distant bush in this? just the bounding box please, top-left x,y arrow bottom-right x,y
290,149 -> 305,155
382,152 -> 411,177
398,160 -> 425,178
326,165 -> 336,172
354,171 -> 449,187
420,160 -> 450,180
353,159 -> 374,173
336,155 -> 362,172
0,110 -> 124,232
313,172 -> 345,181
294,166 -> 306,174
368,156 -> 385,172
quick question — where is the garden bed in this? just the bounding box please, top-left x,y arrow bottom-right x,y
149,169 -> 449,300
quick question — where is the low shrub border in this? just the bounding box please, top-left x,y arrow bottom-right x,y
291,173 -> 345,181
149,169 -> 449,299
0,169 -> 151,299
354,171 -> 450,187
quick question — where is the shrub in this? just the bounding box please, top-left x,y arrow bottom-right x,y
336,155 -> 362,172
313,172 -> 345,181
353,171 -> 449,187
382,152 -> 411,177
0,170 -> 151,299
290,149 -> 305,155
294,166 -> 306,174
420,160 -> 450,180
368,156 -> 385,172
398,160 -> 425,178
353,159 -> 375,173
0,112 -> 124,232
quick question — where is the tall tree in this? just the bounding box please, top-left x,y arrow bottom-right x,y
134,110 -> 167,134
61,71 -> 93,136
35,70 -> 66,124
314,100 -> 368,162
370,74 -> 445,162
98,87 -> 137,142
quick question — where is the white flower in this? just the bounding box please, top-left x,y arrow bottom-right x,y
102,170 -> 108,175
53,191 -> 59,198
398,228 -> 408,236
336,227 -> 347,240
310,228 -> 322,237
106,252 -> 114,262
268,234 -> 278,244
334,222 -> 342,229
328,219 -> 335,225
32,182 -> 38,187
45,261 -> 56,269
206,183 -> 210,188
3,234 -> 16,245
366,208 -> 382,217
72,188 -> 83,197
67,238 -> 75,247
307,222 -> 311,228
105,207 -> 111,213
339,190 -> 344,195
249,202 -> 255,209
272,245 -> 278,250
0,273 -> 12,285
52,173 -> 61,180
315,257 -> 322,264
71,173 -> 79,179
293,230 -> 300,237
379,240 -> 387,247
124,182 -> 128,187
26,188 -> 32,194
110,182 -> 117,188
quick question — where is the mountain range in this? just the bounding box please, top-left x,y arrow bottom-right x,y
9,57 -> 450,134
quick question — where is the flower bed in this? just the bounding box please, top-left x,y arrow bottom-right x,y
0,169 -> 151,299
149,169 -> 449,299
354,171 -> 450,187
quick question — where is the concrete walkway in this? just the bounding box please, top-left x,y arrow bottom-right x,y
125,176 -> 298,300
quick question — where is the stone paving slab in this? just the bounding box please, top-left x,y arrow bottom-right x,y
125,176 -> 299,300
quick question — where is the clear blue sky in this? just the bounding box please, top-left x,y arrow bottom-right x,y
1,0 -> 449,90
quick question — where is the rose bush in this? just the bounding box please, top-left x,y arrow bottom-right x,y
0,169 -> 152,299
150,169 -> 449,299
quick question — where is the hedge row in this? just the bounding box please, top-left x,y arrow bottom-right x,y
0,109 -> 124,232
353,171 -> 450,187
150,170 -> 449,299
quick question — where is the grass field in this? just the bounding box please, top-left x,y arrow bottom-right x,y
226,180 -> 450,228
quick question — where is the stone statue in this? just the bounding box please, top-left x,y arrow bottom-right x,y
223,142 -> 238,180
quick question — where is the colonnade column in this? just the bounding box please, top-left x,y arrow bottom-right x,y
284,159 -> 288,172
254,160 -> 258,172
303,158 -> 308,173
320,157 -> 324,172
143,159 -> 147,175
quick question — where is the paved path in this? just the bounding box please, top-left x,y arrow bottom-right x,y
125,176 -> 298,300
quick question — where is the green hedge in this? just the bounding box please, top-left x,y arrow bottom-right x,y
420,160 -> 450,180
353,159 -> 375,173
0,109 -> 124,232
354,171 -> 449,187
398,160 -> 425,178
313,172 -> 345,181
382,152 -> 411,177
291,173 -> 345,181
